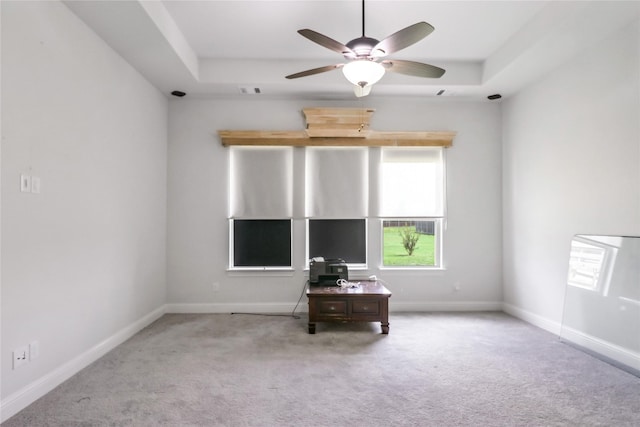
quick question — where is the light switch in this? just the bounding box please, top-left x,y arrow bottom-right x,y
20,174 -> 31,193
29,341 -> 40,360
13,346 -> 28,369
31,176 -> 41,194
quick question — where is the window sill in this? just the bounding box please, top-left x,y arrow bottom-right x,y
302,264 -> 369,271
378,266 -> 446,275
227,267 -> 295,277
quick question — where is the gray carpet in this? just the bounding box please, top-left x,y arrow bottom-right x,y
4,312 -> 640,426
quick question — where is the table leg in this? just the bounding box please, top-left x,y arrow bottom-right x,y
381,298 -> 390,334
308,323 -> 316,334
381,322 -> 389,334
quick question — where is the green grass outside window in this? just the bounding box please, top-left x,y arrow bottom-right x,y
383,226 -> 435,266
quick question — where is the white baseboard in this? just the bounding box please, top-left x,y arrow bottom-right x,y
392,301 -> 503,312
502,303 -> 640,374
559,325 -> 640,372
166,301 -> 503,314
1,306 -> 166,423
165,302 -> 305,314
501,302 -> 562,335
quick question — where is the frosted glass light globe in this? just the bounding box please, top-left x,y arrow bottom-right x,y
342,60 -> 385,87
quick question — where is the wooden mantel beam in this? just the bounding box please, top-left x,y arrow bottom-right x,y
218,130 -> 455,147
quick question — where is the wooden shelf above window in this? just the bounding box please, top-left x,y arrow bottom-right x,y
218,130 -> 455,147
218,108 -> 455,147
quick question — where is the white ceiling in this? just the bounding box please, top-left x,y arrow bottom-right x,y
64,0 -> 640,101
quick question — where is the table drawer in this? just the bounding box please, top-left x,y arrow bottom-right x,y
318,300 -> 347,315
352,300 -> 380,315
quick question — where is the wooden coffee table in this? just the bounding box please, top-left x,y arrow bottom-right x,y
307,280 -> 391,334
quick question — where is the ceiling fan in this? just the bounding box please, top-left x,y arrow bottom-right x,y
285,0 -> 445,97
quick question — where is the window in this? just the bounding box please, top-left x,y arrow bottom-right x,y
226,145 -> 447,271
231,219 -> 292,268
305,147 -> 368,218
382,219 -> 441,267
305,147 -> 368,267
380,148 -> 445,268
228,147 -> 293,269
308,219 -> 367,265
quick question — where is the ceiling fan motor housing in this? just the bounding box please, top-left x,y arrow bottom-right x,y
345,37 -> 381,58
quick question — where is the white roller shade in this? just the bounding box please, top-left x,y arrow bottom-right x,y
305,147 -> 368,218
380,147 -> 444,217
229,146 -> 293,218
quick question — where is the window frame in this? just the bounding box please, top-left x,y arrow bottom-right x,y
228,218 -> 294,271
226,145 -> 448,274
379,218 -> 443,270
305,218 -> 368,270
378,146 -> 446,270
227,146 -> 294,271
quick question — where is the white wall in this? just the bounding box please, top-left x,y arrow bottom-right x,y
502,20 -> 640,331
1,0 -> 168,416
167,97 -> 503,312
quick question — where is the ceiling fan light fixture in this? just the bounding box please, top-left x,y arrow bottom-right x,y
287,1 -> 443,94
342,60 -> 385,88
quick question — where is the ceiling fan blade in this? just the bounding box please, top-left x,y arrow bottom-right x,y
298,29 -> 355,56
371,22 -> 435,57
285,64 -> 344,79
381,59 -> 445,78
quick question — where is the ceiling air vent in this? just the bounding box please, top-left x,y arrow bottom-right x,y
435,89 -> 457,96
239,86 -> 261,95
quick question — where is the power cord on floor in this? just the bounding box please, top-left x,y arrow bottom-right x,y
290,279 -> 309,319
231,312 -> 300,319
231,280 -> 308,320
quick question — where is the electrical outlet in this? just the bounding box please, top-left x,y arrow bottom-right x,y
13,346 -> 29,369
212,282 -> 220,292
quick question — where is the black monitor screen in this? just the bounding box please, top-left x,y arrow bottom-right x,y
308,219 -> 366,264
233,219 -> 291,267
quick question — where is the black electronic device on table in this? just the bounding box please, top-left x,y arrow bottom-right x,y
309,257 -> 348,286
